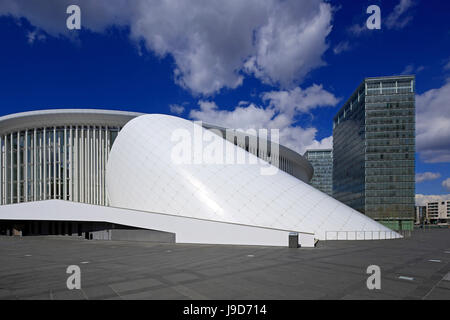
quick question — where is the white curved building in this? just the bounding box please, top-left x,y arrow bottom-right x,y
0,109 -> 400,246
106,114 -> 400,242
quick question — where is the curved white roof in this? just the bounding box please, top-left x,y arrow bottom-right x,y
106,114 -> 400,241
0,109 -> 144,135
0,109 -> 312,182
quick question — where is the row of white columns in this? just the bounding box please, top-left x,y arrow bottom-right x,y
0,126 -> 119,206
230,134 -> 290,175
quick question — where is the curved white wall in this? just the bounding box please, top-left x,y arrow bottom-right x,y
106,114 -> 400,241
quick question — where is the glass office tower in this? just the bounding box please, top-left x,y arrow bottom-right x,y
304,149 -> 333,196
333,75 -> 415,231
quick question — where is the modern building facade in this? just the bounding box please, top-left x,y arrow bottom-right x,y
304,149 -> 333,196
426,201 -> 450,224
333,75 -> 416,231
0,109 -> 141,206
0,110 -> 312,207
0,109 -> 401,246
105,114 -> 399,241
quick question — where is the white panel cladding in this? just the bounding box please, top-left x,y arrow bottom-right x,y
106,114 -> 401,241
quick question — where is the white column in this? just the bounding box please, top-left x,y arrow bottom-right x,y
17,131 -> 20,203
87,126 -> 90,203
82,127 -> 85,203
0,135 -> 2,205
92,127 -> 95,204
96,127 -> 99,205
24,130 -> 28,202
94,127 -> 97,204
58,129 -> 61,199
100,127 -> 104,205
63,127 -> 67,200
0,135 -> 3,205
68,126 -> 72,201
87,127 -> 90,204
47,130 -> 50,199
105,128 -> 110,206
33,129 -> 37,201
10,133 -> 13,203
53,127 -> 56,199
43,128 -> 47,200
92,127 -> 94,204
40,130 -> 44,200
91,127 -> 95,204
90,127 -> 94,204
74,126 -> 78,202
4,135 -> 8,204
79,127 -> 83,202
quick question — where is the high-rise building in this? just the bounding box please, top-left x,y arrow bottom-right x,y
333,75 -> 415,231
304,149 -> 333,196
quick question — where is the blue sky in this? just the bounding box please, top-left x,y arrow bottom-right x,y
0,0 -> 449,201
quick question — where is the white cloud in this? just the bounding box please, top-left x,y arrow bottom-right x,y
26,30 -> 46,44
333,41 -> 350,55
169,104 -> 185,115
349,0 -> 415,35
243,2 -> 333,88
348,23 -> 367,36
443,178 -> 450,191
416,194 -> 450,206
416,80 -> 450,163
262,85 -> 339,116
401,64 -> 424,75
415,172 -> 441,183
0,0 -> 334,95
444,59 -> 450,71
385,0 -> 416,29
189,85 -> 339,154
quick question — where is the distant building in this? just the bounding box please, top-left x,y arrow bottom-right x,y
415,206 -> 426,225
333,75 -> 416,231
304,149 -> 333,196
426,201 -> 450,224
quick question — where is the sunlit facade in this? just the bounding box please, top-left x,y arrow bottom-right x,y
0,110 -> 140,206
0,109 -> 400,245
106,114 -> 400,241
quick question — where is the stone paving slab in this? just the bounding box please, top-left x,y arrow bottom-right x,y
0,229 -> 449,300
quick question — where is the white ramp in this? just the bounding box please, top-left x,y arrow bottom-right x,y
0,200 -> 316,247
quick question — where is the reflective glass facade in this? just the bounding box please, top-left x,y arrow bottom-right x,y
333,76 -> 415,228
0,126 -> 120,206
304,149 -> 333,196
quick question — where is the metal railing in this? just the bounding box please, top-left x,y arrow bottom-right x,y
324,230 -> 411,241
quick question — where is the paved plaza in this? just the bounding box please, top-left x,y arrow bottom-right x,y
0,229 -> 449,300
